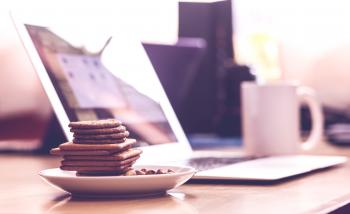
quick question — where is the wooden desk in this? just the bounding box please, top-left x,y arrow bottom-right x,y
1,142 -> 350,214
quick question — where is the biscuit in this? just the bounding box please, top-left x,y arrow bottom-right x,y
73,138 -> 127,144
73,131 -> 129,140
50,148 -> 113,156
61,155 -> 140,167
59,139 -> 136,151
77,172 -> 125,176
70,126 -> 126,135
68,119 -> 122,129
60,164 -> 132,172
76,167 -> 132,176
63,148 -> 142,161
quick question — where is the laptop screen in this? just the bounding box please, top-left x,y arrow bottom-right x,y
24,24 -> 178,146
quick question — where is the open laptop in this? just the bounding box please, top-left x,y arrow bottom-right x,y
12,12 -> 347,181
143,38 -> 206,123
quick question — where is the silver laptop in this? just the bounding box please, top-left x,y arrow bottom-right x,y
12,12 -> 347,181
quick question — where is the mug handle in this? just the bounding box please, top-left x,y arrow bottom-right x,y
297,87 -> 324,150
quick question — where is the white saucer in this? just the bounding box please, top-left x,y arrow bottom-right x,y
39,165 -> 196,197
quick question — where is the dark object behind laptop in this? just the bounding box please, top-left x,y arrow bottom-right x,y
214,64 -> 255,137
177,0 -> 256,136
144,39 -> 255,137
324,107 -> 350,146
178,0 -> 234,134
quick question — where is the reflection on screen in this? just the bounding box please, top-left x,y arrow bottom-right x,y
25,24 -> 177,146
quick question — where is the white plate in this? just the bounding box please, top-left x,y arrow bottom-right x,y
39,165 -> 196,197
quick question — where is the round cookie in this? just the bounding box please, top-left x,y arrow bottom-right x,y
73,138 -> 128,144
68,119 -> 122,129
73,131 -> 130,140
70,126 -> 127,135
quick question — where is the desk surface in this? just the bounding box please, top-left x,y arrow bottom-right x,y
2,142 -> 350,214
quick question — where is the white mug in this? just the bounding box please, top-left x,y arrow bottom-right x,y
241,81 -> 323,156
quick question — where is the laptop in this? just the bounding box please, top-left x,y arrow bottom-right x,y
12,12 -> 347,181
143,38 -> 206,119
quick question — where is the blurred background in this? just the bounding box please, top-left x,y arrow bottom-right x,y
1,0 -> 350,152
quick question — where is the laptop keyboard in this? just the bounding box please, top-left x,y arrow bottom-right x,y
186,157 -> 256,171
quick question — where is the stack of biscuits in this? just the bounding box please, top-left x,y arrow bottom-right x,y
50,119 -> 142,176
